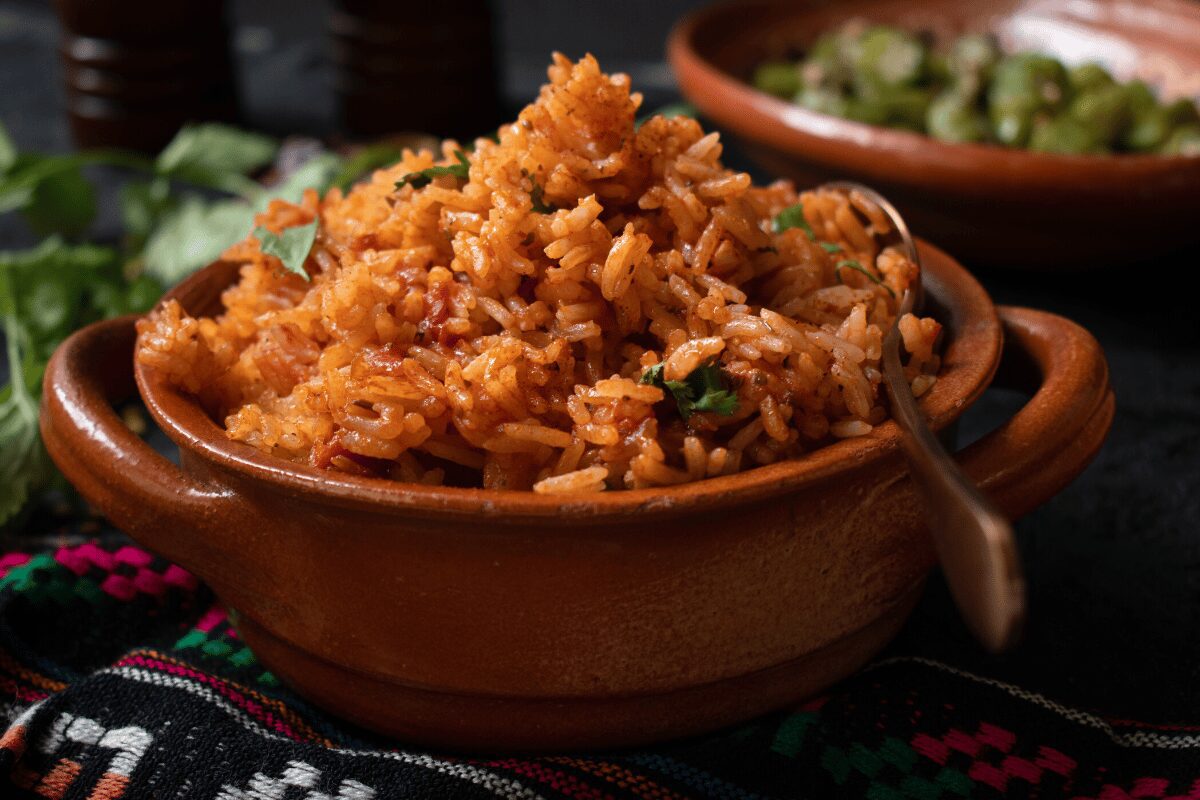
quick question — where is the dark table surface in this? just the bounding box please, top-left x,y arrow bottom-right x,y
1,0 -> 1197,728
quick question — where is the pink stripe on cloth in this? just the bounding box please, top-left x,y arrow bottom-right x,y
118,654 -> 302,740
0,553 -> 31,574
480,758 -> 610,800
195,607 -> 227,633
100,574 -> 137,602
133,568 -> 165,597
75,543 -> 115,572
162,565 -> 198,591
53,548 -> 89,577
0,676 -> 49,705
114,546 -> 154,568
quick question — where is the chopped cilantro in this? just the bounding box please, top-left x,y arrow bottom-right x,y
772,202 -> 846,254
529,175 -> 557,214
254,221 -> 318,280
394,149 -> 471,191
772,203 -> 815,238
640,361 -> 739,420
835,259 -> 895,297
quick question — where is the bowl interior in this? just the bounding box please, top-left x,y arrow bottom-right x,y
135,240 -> 1001,522
693,0 -> 1200,103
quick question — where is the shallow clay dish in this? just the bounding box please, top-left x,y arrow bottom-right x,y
668,0 -> 1200,269
41,242 -> 1113,751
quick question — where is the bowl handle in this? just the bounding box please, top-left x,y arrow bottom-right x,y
957,306 -> 1114,519
40,315 -> 234,569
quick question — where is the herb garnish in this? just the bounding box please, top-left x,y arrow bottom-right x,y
835,259 -> 895,297
254,221 -> 319,280
633,101 -> 698,130
394,149 -> 471,190
0,120 -> 396,525
772,203 -> 815,238
529,175 -> 557,214
772,203 -> 845,255
640,362 -> 739,420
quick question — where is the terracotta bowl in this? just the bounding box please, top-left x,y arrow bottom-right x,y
668,0 -> 1200,269
41,242 -> 1113,751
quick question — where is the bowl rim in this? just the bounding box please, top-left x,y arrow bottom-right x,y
134,238 -> 1001,521
666,0 -> 1200,186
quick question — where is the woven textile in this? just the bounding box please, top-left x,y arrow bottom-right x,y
1,531 -> 1197,800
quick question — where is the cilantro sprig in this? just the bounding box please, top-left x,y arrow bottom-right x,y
394,149 -> 471,190
835,259 -> 895,297
0,120 -> 402,525
771,202 -> 843,253
640,361 -> 739,420
528,175 -> 557,214
254,221 -> 318,280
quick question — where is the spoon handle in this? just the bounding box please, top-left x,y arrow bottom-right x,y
883,289 -> 1026,652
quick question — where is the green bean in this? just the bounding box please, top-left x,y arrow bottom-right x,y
989,54 -> 1069,109
1029,114 -> 1105,154
987,54 -> 1069,146
795,86 -> 850,118
753,61 -> 802,99
749,19 -> 1195,156
802,33 -> 851,88
1123,105 -> 1171,152
1123,81 -> 1157,115
927,51 -> 952,86
949,33 -> 1001,78
1162,98 -> 1200,127
1068,84 -> 1130,144
926,91 -> 990,143
1159,124 -> 1200,156
842,95 -> 889,125
1068,63 -> 1115,94
854,27 -> 927,88
880,86 -> 934,130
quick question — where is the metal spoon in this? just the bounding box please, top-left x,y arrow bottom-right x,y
820,181 -> 1025,652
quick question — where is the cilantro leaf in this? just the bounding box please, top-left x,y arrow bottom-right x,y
835,259 -> 895,298
141,152 -> 343,287
394,149 -> 471,190
684,365 -> 740,416
120,177 -> 176,252
156,123 -> 278,195
772,203 -> 815,237
254,221 -> 318,280
21,159 -> 97,238
634,101 -> 698,129
0,239 -> 126,526
0,377 -> 49,527
332,143 -> 404,191
142,197 -> 255,285
529,175 -> 557,214
773,202 -> 850,256
0,123 -> 16,173
640,361 -> 739,420
0,123 -> 347,525
0,154 -> 97,237
270,152 -> 343,204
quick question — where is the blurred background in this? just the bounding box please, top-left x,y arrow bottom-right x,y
0,0 -> 695,153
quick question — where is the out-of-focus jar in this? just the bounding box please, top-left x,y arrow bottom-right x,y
330,0 -> 501,139
55,0 -> 239,151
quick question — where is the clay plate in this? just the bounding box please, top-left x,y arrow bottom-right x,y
41,241 -> 1113,750
668,0 -> 1200,268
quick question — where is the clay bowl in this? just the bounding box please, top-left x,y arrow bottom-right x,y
668,0 -> 1200,269
41,242 -> 1113,751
